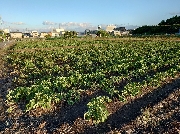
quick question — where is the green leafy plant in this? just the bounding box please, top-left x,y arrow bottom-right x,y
6,85 -> 55,112
84,96 -> 111,124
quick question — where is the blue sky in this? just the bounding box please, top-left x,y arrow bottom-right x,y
0,0 -> 180,32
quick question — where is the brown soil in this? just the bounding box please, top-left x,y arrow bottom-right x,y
0,43 -> 179,134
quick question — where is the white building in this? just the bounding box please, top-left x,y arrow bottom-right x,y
39,32 -> 48,38
23,33 -> 31,38
121,31 -> 130,36
31,31 -> 39,37
105,25 -> 130,36
112,31 -> 121,36
106,25 -> 116,33
10,32 -> 22,38
3,29 -> 10,33
52,28 -> 65,36
51,32 -> 59,37
54,28 -> 64,33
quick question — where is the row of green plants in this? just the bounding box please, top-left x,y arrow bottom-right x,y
9,39 -> 111,49
6,38 -> 180,123
11,37 -> 178,50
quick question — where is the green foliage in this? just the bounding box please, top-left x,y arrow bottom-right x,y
158,15 -> 180,25
64,31 -> 77,38
96,30 -> 110,37
84,96 -> 111,124
133,25 -> 179,35
0,30 -> 6,42
133,15 -> 180,35
6,77 -> 81,112
123,82 -> 141,97
5,38 -> 180,120
45,34 -> 51,39
7,84 -> 54,111
0,30 -> 4,36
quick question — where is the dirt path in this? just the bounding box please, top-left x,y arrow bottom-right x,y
0,41 -> 15,132
0,40 -> 15,49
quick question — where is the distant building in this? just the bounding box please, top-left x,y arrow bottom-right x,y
112,31 -> 121,36
85,29 -> 90,35
77,32 -> 85,37
105,25 -> 131,36
10,32 -> 22,38
90,30 -> 98,34
113,27 -> 129,36
121,31 -> 130,36
39,32 -> 48,38
52,28 -> 65,36
106,25 -> 116,33
60,31 -> 65,35
31,31 -> 39,37
23,33 -> 31,38
83,29 -> 98,37
114,27 -> 126,32
3,29 -> 10,34
127,29 -> 134,35
50,32 -> 59,37
54,28 -> 64,33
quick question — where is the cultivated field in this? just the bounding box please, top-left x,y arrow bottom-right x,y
0,36 -> 180,133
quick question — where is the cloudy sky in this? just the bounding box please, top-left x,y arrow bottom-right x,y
0,0 -> 180,32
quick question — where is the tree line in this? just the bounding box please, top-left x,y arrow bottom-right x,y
133,15 -> 180,35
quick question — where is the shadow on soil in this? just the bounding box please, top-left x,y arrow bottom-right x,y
83,77 -> 180,133
1,89 -> 108,133
0,76 -> 13,131
1,77 -> 179,133
43,90 -> 105,132
140,103 -> 180,133
10,76 -> 179,133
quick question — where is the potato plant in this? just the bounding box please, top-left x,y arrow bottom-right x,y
5,38 -> 180,123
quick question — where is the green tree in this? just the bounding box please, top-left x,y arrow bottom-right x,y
158,15 -> 180,26
0,30 -> 6,42
64,31 -> 77,38
96,30 -> 110,37
158,20 -> 166,25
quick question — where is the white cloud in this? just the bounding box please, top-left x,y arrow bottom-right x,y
42,21 -> 94,28
0,19 -> 25,25
42,21 -> 99,31
11,22 -> 25,25
59,22 -> 92,28
42,21 -> 58,25
42,21 -> 93,27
